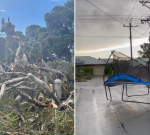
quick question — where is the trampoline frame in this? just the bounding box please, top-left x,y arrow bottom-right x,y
103,51 -> 150,104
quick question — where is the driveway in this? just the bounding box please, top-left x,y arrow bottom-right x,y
75,76 -> 150,135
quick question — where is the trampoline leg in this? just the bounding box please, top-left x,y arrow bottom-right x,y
108,87 -> 112,100
126,84 -> 149,97
125,84 -> 129,97
122,83 -> 150,104
104,86 -> 108,100
122,84 -> 125,101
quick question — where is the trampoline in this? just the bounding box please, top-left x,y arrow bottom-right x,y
103,51 -> 150,104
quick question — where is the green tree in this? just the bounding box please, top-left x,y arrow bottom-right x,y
25,25 -> 41,40
138,43 -> 150,58
138,37 -> 150,59
44,0 -> 74,35
14,31 -> 26,40
29,42 -> 42,62
0,38 -> 5,62
40,36 -> 54,61
52,34 -> 73,62
37,27 -> 47,33
43,0 -> 74,62
38,32 -> 49,40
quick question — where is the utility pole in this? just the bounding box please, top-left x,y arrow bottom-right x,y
141,18 -> 150,25
139,0 -> 150,88
140,1 -> 150,64
123,22 -> 137,59
139,0 -> 150,9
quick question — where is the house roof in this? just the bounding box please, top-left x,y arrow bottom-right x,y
76,55 -> 150,66
76,56 -> 112,65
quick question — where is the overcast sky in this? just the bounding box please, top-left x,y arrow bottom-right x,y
75,0 -> 150,58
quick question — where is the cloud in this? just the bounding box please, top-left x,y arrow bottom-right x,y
76,37 -> 148,53
1,10 -> 5,12
76,1 -> 150,58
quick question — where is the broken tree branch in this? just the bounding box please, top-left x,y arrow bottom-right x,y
0,76 -> 29,100
14,95 -> 26,122
17,90 -> 47,107
27,73 -> 60,105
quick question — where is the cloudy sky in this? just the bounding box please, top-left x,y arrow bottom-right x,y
75,0 -> 150,58
0,0 -> 67,34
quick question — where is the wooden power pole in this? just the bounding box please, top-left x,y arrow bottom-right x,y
123,22 -> 137,59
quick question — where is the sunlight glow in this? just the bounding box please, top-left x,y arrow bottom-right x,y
76,37 -> 148,54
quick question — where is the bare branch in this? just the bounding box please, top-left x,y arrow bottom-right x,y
2,17 -> 4,25
18,90 -> 47,107
27,73 -> 60,105
14,95 -> 26,122
0,71 -> 26,76
5,81 -> 34,92
0,76 -> 29,100
18,86 -> 41,92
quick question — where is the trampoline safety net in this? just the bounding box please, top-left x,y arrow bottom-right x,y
104,51 -> 150,82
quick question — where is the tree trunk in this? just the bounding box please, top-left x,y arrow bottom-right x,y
6,35 -> 14,65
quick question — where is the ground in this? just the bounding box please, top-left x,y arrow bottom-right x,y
75,76 -> 150,135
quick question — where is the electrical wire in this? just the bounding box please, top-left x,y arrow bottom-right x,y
77,0 -> 137,2
76,35 -> 142,38
85,0 -> 149,36
134,10 -> 150,23
132,10 -> 150,36
76,18 -> 143,20
76,15 -> 149,17
86,0 -> 123,24
137,26 -> 150,38
125,0 -> 138,25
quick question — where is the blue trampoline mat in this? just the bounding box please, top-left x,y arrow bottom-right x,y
104,73 -> 150,87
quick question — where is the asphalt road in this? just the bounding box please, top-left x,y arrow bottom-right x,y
75,76 -> 150,135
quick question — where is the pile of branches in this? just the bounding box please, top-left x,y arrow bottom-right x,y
0,58 -> 74,134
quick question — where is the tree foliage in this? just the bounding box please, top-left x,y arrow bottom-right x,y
25,25 -> 41,41
0,0 -> 74,134
44,0 -> 74,35
20,0 -> 74,63
138,43 -> 150,58
14,31 -> 26,40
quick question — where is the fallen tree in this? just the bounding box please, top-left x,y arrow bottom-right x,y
0,17 -> 74,134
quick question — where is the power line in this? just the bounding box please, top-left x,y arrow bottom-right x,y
132,10 -> 150,36
138,26 -> 150,38
86,0 -> 123,24
125,0 -> 138,25
77,18 -> 119,20
77,0 -> 137,2
86,0 -> 149,36
76,18 -> 130,21
131,28 -> 148,36
135,10 -> 150,22
76,15 -> 149,17
76,18 -> 142,20
76,35 -> 141,38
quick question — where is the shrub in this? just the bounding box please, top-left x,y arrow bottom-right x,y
76,66 -> 93,81
80,66 -> 93,75
105,62 -> 113,77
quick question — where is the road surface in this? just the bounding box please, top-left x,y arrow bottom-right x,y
75,76 -> 150,135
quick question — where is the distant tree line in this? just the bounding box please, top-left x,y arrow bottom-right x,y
0,0 -> 74,63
